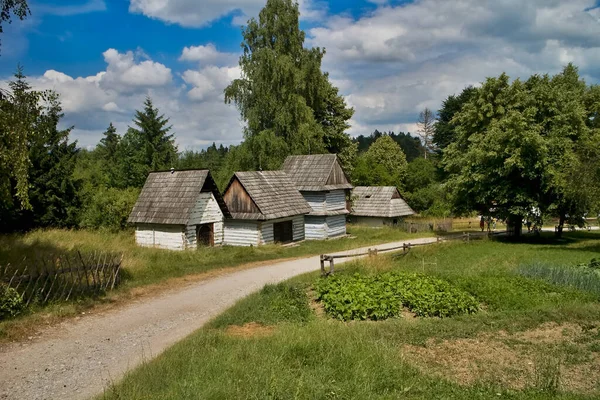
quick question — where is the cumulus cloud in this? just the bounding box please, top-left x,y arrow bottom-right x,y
100,49 -> 172,92
308,0 -> 600,134
179,44 -> 238,65
36,0 -> 107,16
182,66 -> 241,101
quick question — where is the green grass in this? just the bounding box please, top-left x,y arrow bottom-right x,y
103,231 -> 600,399
518,262 -> 600,296
0,225 -> 430,340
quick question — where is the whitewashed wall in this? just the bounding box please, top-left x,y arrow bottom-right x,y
135,224 -> 186,250
302,192 -> 326,213
183,192 -> 226,247
326,215 -> 347,237
353,216 -> 387,227
223,220 -> 260,246
305,216 -> 327,239
184,221 -> 224,248
259,215 -> 305,244
326,190 -> 347,212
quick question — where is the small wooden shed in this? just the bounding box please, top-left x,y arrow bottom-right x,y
128,170 -> 230,250
349,186 -> 415,227
282,154 -> 352,239
222,171 -> 312,246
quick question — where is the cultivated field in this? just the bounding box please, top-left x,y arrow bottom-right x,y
103,232 -> 600,399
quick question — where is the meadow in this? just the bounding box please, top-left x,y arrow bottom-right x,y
103,232 -> 600,399
0,225 -> 431,341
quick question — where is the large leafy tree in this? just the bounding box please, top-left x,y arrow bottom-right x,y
352,135 -> 408,190
433,86 -> 477,152
444,65 -> 600,236
224,0 -> 354,169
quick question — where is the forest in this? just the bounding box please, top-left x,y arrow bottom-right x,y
1,0 -> 599,235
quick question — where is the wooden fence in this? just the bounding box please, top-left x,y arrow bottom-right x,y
320,231 -> 492,275
1,251 -> 123,306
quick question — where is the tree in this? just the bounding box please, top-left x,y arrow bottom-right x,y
416,108 -> 436,158
97,122 -> 120,162
433,87 -> 477,152
224,0 -> 354,169
0,66 -> 41,210
0,0 -> 29,51
113,97 -> 177,188
444,65 -> 600,237
352,135 -> 408,189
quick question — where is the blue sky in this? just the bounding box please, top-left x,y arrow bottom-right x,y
2,0 -> 600,149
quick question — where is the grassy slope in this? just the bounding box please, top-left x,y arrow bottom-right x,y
103,232 -> 600,399
0,225 -> 430,340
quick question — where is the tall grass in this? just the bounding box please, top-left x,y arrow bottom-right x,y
518,262 -> 600,296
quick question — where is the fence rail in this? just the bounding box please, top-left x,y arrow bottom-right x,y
1,251 -> 123,306
319,231 -> 492,275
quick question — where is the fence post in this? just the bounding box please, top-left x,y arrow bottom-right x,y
329,258 -> 335,275
320,255 -> 325,276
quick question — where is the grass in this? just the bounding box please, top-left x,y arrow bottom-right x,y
518,262 -> 600,295
102,231 -> 600,399
0,225 -> 430,340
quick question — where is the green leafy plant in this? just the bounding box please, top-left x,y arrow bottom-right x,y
315,272 -> 479,321
0,283 -> 24,320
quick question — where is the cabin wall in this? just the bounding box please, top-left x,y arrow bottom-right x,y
259,215 -> 305,244
223,178 -> 260,214
301,192 -> 326,213
353,216 -> 388,227
185,192 -> 225,247
326,190 -> 347,212
134,224 -> 186,250
326,215 -> 347,237
223,220 -> 260,246
326,160 -> 351,186
184,221 -> 224,247
305,216 -> 327,239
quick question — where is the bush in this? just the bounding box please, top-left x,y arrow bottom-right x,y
0,283 -> 24,320
79,187 -> 140,231
315,272 -> 479,321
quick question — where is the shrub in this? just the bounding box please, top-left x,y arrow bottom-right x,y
78,187 -> 140,231
315,272 -> 479,321
0,283 -> 24,320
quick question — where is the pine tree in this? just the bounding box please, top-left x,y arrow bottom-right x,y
97,122 -> 120,161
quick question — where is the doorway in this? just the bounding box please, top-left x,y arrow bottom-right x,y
196,223 -> 214,247
273,220 -> 293,243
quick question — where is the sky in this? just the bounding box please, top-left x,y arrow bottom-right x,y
2,0 -> 600,150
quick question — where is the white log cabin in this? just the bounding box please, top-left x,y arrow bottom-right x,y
282,154 -> 353,239
127,170 -> 230,250
349,186 -> 415,227
222,171 -> 312,246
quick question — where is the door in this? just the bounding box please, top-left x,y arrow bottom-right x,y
273,220 -> 293,243
196,223 -> 214,247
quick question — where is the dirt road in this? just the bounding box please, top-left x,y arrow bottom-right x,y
0,237 -> 436,400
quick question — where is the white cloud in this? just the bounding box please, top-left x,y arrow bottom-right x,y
100,48 -> 172,92
179,44 -> 238,65
182,66 -> 241,101
308,0 -> 600,135
36,0 -> 106,16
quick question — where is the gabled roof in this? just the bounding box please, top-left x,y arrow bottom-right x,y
128,170 -> 230,225
351,186 -> 415,218
282,154 -> 353,191
224,171 -> 312,220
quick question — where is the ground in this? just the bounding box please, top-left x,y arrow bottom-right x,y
0,237 -> 437,400
101,232 -> 600,399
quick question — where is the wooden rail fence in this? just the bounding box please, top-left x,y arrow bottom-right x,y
1,251 -> 123,306
320,231 -> 494,275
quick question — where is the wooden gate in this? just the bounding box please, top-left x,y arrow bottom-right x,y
197,223 -> 214,247
273,220 -> 293,243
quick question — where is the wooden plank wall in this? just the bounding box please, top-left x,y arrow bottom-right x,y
305,215 -> 327,239
135,224 -> 186,250
326,190 -> 347,212
326,215 -> 347,237
223,220 -> 260,246
302,191 -> 326,213
223,178 -> 260,214
259,215 -> 305,244
326,160 -> 350,186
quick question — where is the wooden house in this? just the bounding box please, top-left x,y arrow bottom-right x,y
128,170 -> 230,250
222,171 -> 312,246
282,154 -> 352,239
349,186 -> 415,227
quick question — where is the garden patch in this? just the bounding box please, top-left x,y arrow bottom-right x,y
315,272 -> 479,320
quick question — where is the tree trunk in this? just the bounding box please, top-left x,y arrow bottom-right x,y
506,215 -> 522,238
555,214 -> 565,239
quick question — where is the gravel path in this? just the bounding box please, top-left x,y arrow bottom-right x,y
0,237 -> 436,400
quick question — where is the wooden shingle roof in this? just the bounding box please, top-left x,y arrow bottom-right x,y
351,186 -> 415,218
224,171 -> 312,220
282,154 -> 352,191
128,170 -> 230,225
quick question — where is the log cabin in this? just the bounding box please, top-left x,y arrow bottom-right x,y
222,171 -> 312,246
349,186 -> 414,227
282,154 -> 352,239
128,170 -> 230,250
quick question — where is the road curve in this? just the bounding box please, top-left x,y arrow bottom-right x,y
0,237 -> 437,400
